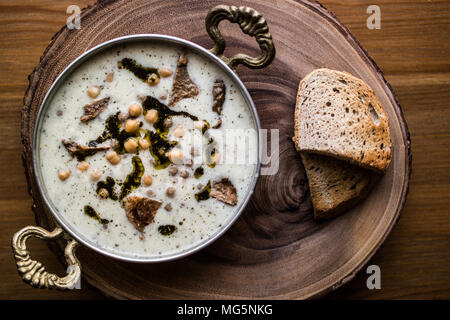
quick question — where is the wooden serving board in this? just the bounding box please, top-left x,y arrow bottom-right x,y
21,0 -> 411,299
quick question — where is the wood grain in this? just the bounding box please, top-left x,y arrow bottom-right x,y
0,0 -> 449,299
19,0 -> 410,299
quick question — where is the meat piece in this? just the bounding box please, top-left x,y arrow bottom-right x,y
212,80 -> 225,128
80,97 -> 110,122
212,80 -> 225,115
62,138 -> 110,161
123,195 -> 162,232
210,178 -> 238,206
168,55 -> 199,106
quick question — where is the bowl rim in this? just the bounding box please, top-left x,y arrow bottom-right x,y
32,34 -> 262,263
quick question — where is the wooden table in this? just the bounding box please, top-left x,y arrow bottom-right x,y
0,0 -> 449,300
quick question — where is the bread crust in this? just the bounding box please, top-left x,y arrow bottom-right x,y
301,153 -> 379,220
294,68 -> 392,173
293,68 -> 391,219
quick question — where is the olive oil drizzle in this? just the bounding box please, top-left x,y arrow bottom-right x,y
118,58 -> 159,82
195,180 -> 211,201
72,148 -> 101,161
84,205 -> 109,225
196,120 -> 218,168
145,129 -> 177,169
204,130 -> 218,168
142,96 -> 198,133
194,166 -> 204,178
141,96 -> 199,169
89,112 -> 140,154
91,156 -> 144,206
119,156 -> 145,201
96,176 -> 118,200
158,224 -> 177,236
62,139 -> 109,162
91,112 -> 120,144
140,96 -> 220,170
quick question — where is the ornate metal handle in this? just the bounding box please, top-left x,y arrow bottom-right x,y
12,226 -> 81,290
206,5 -> 275,70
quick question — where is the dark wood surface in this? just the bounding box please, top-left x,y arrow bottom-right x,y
0,0 -> 449,299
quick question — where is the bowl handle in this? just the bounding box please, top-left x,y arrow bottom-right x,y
12,225 -> 81,290
206,5 -> 275,70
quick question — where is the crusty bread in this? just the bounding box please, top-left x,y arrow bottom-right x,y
293,68 -> 392,173
301,153 -> 378,220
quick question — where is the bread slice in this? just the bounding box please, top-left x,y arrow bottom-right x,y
301,153 -> 378,220
293,68 -> 392,173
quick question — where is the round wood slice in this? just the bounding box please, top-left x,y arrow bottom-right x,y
21,0 -> 411,299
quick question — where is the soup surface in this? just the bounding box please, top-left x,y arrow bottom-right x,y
38,41 -> 257,258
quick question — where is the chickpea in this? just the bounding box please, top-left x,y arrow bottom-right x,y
118,112 -> 128,122
185,159 -> 193,167
90,169 -> 102,181
180,170 -> 189,179
58,169 -> 71,181
147,73 -> 160,86
166,186 -> 176,197
125,119 -> 140,133
159,94 -> 167,100
142,175 -> 153,186
106,73 -> 114,82
168,165 -> 178,176
167,149 -> 183,164
87,86 -> 101,98
98,188 -> 109,199
146,189 -> 155,196
145,109 -> 158,124
194,120 -> 207,131
138,138 -> 150,150
173,125 -> 184,138
106,151 -> 120,165
77,161 -> 89,171
128,103 -> 142,117
159,68 -> 173,78
164,203 -> 173,211
124,138 -> 138,153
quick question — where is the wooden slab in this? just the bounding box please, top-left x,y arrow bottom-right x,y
21,0 -> 411,299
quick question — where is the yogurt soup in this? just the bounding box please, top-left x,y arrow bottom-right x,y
37,42 -> 258,258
